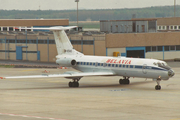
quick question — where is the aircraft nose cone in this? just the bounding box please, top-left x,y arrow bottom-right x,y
168,69 -> 175,77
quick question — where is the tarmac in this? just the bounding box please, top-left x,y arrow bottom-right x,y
0,62 -> 180,120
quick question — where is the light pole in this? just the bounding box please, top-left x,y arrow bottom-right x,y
174,0 -> 176,17
75,0 -> 79,29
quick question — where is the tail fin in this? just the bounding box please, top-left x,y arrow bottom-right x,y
21,26 -> 83,56
53,30 -> 73,55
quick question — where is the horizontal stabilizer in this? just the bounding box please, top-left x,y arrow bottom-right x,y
17,26 -> 77,31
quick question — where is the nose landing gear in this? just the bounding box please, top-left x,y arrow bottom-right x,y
155,77 -> 161,90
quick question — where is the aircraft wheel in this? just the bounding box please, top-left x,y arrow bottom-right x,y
74,82 -> 79,87
125,79 -> 130,85
69,82 -> 79,88
155,85 -> 161,90
69,82 -> 73,87
119,79 -> 123,84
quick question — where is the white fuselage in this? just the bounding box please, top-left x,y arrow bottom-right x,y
56,54 -> 173,80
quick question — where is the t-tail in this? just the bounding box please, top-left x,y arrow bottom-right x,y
21,26 -> 84,67
52,26 -> 83,56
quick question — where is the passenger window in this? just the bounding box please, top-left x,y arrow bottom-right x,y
103,63 -> 107,67
126,65 -> 129,68
116,64 -> 118,67
108,64 -> 111,67
123,65 -> 125,68
119,64 -> 121,67
87,62 -> 89,65
90,62 -> 92,65
93,63 -> 95,66
130,65 -> 133,68
112,64 -> 114,67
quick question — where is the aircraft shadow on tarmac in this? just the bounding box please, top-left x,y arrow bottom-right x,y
0,81 -> 153,91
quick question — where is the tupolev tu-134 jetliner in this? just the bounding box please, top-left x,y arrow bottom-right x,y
0,26 -> 175,90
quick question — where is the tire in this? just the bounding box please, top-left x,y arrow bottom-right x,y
76,82 -> 79,87
155,85 -> 161,90
69,82 -> 72,87
126,80 -> 130,84
119,79 -> 123,84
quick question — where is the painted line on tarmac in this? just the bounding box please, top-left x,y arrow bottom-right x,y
110,89 -> 131,91
21,69 -> 39,72
0,113 -> 67,120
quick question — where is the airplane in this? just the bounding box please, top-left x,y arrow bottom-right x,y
0,26 -> 175,90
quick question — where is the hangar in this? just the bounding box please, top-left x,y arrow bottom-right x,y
0,17 -> 180,62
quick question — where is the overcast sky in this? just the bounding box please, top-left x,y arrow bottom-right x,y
0,0 -> 179,10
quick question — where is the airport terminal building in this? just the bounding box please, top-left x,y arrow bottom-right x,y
0,17 -> 180,62
104,17 -> 180,60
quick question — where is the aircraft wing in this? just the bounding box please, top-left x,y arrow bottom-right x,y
0,71 -> 115,79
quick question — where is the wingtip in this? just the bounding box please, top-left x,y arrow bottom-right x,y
0,77 -> 5,79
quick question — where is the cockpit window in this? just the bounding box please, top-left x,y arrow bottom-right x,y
153,62 -> 158,66
157,62 -> 171,70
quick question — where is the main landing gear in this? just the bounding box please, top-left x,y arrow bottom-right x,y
119,77 -> 130,85
155,77 -> 161,90
68,78 -> 80,88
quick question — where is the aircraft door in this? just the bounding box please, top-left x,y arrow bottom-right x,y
93,62 -> 99,72
95,62 -> 98,67
142,64 -> 147,74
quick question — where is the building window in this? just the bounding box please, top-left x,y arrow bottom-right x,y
3,27 -> 7,31
170,46 -> 176,51
9,27 -> 13,31
164,46 -> 170,51
137,25 -> 139,32
176,45 -> 180,50
49,40 -> 55,44
83,41 -> 94,45
152,46 -> 157,51
162,26 -> 165,30
142,25 -> 145,32
167,26 -> 169,30
179,26 -> 180,30
158,26 -> 161,30
146,46 -> 151,52
171,26 -> 174,30
174,26 -> 177,30
8,40 -> 15,43
157,46 -> 163,51
71,40 -> 81,45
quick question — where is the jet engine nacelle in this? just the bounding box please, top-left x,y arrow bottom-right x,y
56,58 -> 77,67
